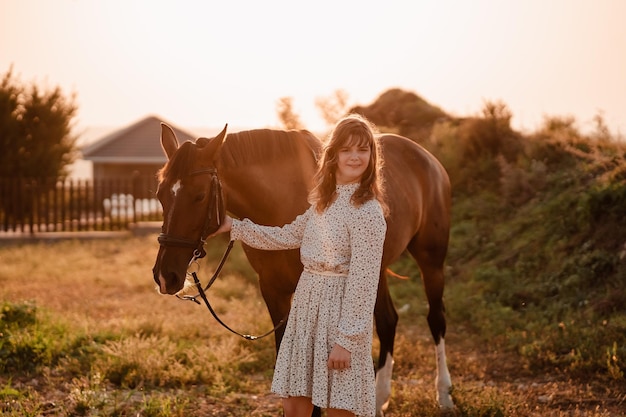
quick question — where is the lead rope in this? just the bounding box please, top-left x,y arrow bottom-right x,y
190,270 -> 286,341
178,240 -> 287,341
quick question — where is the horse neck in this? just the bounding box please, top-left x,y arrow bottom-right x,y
220,160 -> 317,226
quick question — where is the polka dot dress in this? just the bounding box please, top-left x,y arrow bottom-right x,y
230,183 -> 387,417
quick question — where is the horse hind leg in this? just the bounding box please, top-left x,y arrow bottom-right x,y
374,270 -> 398,416
408,238 -> 454,410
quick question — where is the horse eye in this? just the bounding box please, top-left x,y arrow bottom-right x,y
195,192 -> 206,202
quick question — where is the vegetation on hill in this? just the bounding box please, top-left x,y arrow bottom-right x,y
352,88 -> 450,141
358,90 -> 626,384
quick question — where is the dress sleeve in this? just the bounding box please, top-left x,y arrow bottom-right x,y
230,207 -> 311,251
335,200 -> 387,353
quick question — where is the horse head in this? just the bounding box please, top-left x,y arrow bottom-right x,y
152,123 -> 227,294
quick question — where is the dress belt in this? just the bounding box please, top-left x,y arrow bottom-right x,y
303,268 -> 348,277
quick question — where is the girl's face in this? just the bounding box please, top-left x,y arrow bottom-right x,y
335,142 -> 371,184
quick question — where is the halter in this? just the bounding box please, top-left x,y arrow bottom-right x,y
157,167 -> 286,340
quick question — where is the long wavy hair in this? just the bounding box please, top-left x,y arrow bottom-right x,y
309,114 -> 388,215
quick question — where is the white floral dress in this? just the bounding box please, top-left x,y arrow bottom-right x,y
230,183 -> 386,417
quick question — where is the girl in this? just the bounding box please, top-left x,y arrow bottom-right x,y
213,114 -> 387,417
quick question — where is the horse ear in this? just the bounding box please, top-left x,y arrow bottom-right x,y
160,123 -> 179,160
211,123 -> 228,163
215,124 -> 228,143
197,123 -> 228,163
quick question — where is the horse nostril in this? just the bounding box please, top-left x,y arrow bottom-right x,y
152,268 -> 164,287
152,268 -> 169,294
152,270 -> 184,295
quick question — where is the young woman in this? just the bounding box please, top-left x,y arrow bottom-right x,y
212,114 -> 388,417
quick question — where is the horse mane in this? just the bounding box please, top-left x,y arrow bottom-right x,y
220,129 -> 320,169
157,141 -> 195,182
157,129 -> 322,182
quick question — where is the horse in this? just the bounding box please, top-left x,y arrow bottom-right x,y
152,123 -> 454,416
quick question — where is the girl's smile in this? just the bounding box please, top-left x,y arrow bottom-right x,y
335,143 -> 371,184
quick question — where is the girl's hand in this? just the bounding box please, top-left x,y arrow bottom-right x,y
209,215 -> 233,237
327,343 -> 351,370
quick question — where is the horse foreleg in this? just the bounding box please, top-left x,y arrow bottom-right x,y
244,247 -> 300,348
375,352 -> 394,417
374,272 -> 398,417
246,247 -> 321,417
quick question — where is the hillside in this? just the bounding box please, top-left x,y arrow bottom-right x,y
359,90 -> 626,387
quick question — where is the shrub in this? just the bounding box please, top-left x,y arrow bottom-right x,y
0,301 -> 37,329
0,302 -> 53,373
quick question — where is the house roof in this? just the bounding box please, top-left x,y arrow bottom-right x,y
81,115 -> 197,164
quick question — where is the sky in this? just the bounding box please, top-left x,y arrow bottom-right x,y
1,0 -> 625,144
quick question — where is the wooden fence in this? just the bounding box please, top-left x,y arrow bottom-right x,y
0,176 -> 162,234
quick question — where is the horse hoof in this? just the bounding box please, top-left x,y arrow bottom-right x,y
438,392 -> 455,411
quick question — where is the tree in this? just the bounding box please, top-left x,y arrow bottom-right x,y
276,97 -> 304,130
350,88 -> 449,141
315,89 -> 349,127
0,67 -> 78,180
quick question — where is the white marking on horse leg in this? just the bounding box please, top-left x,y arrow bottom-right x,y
435,338 -> 454,409
375,352 -> 394,417
171,180 -> 181,196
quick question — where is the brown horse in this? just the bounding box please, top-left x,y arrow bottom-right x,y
152,123 -> 453,415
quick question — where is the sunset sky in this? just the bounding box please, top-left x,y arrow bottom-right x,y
1,0 -> 625,142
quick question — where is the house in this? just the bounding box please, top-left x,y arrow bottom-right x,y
81,115 -> 197,182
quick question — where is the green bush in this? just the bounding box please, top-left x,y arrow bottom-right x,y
0,302 -> 53,373
1,301 -> 37,329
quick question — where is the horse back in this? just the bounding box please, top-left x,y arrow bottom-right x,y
379,134 -> 451,264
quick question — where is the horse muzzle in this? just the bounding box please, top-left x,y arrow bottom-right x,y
152,249 -> 188,295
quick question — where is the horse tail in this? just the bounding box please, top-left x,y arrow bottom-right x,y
386,268 -> 409,280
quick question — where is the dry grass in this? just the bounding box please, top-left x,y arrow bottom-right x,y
0,236 -> 270,337
0,235 -> 623,416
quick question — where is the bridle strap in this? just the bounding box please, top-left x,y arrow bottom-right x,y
157,168 -> 224,258
157,234 -> 199,248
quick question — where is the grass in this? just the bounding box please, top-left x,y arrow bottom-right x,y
0,236 -> 623,416
0,236 -> 278,416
